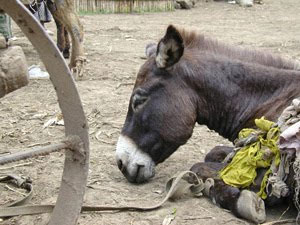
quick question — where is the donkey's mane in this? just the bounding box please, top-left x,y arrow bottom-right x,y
176,27 -> 299,71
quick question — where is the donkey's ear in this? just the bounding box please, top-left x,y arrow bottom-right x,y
145,43 -> 157,58
156,25 -> 184,68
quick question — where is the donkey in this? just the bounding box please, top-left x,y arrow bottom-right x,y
26,0 -> 71,58
50,0 -> 84,71
116,25 -> 300,183
115,25 -> 300,221
36,0 -> 84,72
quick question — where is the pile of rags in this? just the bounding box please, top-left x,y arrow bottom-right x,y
219,98 -> 300,211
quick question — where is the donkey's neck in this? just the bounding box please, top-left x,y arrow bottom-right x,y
192,56 -> 300,141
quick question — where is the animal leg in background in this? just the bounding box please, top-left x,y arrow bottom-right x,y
54,17 -> 70,58
52,0 -> 85,76
46,1 -> 70,59
63,25 -> 70,58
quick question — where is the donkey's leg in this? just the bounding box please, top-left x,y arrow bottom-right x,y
189,162 -> 266,223
63,27 -> 70,59
234,189 -> 266,223
55,19 -> 65,52
204,145 -> 233,163
53,0 -> 85,75
207,178 -> 266,223
46,1 -> 65,54
189,161 -> 224,182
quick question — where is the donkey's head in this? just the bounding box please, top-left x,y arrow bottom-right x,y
116,25 -> 199,183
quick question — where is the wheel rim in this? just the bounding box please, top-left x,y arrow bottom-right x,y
0,1 -> 90,224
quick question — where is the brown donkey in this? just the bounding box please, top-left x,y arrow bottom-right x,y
116,25 -> 300,222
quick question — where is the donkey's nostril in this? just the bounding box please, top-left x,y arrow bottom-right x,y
137,164 -> 145,169
117,159 -> 123,170
136,164 -> 144,176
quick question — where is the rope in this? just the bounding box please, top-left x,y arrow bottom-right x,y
0,171 -> 204,218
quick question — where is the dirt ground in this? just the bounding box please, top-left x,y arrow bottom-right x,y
1,0 -> 300,224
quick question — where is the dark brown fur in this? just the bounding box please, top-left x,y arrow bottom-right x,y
120,24 -> 300,174
176,28 -> 299,71
119,25 -> 300,221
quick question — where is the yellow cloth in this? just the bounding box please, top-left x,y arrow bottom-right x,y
219,117 -> 281,199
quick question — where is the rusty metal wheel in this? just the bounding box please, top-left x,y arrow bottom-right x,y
0,1 -> 90,224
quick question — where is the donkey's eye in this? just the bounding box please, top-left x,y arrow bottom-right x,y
132,94 -> 148,111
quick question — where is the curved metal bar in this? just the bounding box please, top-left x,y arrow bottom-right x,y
0,1 -> 90,225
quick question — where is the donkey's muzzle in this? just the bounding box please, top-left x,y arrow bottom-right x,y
115,135 -> 155,183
